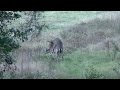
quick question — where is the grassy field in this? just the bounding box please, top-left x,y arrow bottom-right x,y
1,11 -> 120,79
54,50 -> 120,79
7,50 -> 120,79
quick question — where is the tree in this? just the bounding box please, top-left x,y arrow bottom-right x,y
0,11 -> 21,59
21,11 -> 48,41
0,11 -> 22,73
0,11 -> 47,65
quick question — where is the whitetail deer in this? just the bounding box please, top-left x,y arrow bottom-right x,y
46,38 -> 63,58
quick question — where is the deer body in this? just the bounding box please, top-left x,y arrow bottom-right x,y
46,38 -> 63,57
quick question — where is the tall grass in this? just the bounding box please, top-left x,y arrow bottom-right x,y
53,50 -> 120,79
5,11 -> 120,79
1,50 -> 120,79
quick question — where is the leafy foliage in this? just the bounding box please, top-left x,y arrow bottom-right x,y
85,66 -> 104,79
0,11 -> 47,66
18,11 -> 48,41
0,11 -> 21,54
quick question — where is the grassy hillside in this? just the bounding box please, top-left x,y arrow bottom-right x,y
2,11 -> 120,79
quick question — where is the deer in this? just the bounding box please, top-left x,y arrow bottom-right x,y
46,38 -> 63,59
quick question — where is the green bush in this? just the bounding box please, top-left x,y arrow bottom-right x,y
84,66 -> 104,79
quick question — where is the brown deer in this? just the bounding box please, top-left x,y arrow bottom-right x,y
46,38 -> 63,58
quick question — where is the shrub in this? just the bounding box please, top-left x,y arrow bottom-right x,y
85,66 -> 104,79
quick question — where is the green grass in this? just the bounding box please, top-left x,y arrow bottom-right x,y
51,50 -> 120,79
43,11 -> 101,32
23,12 -> 120,79
6,11 -> 120,79
2,50 -> 120,79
